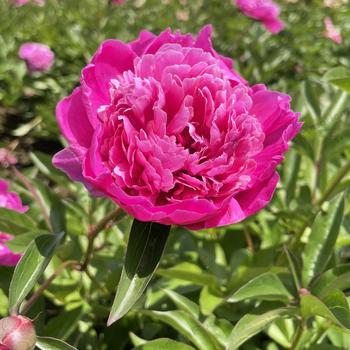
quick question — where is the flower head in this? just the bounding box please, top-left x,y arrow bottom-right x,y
0,316 -> 36,350
19,43 -> 54,72
53,25 -> 301,230
323,17 -> 342,44
0,179 -> 27,266
0,149 -> 17,167
235,0 -> 285,34
14,0 -> 45,6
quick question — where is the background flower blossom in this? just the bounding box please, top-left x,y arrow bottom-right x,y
0,148 -> 17,167
19,43 -> 54,72
0,316 -> 36,350
14,0 -> 45,6
323,17 -> 342,43
111,0 -> 126,4
53,25 -> 301,230
235,0 -> 285,34
0,179 -> 27,266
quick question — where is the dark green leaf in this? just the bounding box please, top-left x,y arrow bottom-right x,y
323,67 -> 350,93
9,232 -> 64,313
108,219 -> 170,325
163,289 -> 200,319
302,193 -> 345,286
0,208 -> 36,235
142,310 -> 222,350
133,339 -> 196,350
226,307 -> 297,350
36,336 -> 77,350
228,272 -> 292,303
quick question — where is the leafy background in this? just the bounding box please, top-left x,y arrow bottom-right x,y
1,0 -> 350,349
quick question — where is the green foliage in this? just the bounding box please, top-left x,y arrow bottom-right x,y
0,0 -> 349,349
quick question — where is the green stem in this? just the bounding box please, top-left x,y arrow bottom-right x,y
22,260 -> 78,315
290,319 -> 306,350
80,207 -> 125,271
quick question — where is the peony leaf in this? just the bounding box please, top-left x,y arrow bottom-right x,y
142,310 -> 223,350
163,289 -> 200,319
108,219 -> 170,325
36,336 -> 77,350
9,232 -> 64,313
227,272 -> 292,303
226,307 -> 297,350
300,293 -> 350,331
302,193 -> 345,287
0,208 -> 36,235
323,67 -> 350,93
133,338 -> 196,350
311,264 -> 350,298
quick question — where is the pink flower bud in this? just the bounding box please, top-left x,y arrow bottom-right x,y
0,316 -> 36,350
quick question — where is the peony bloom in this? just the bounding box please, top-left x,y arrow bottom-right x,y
14,0 -> 45,6
323,17 -> 342,44
0,148 -> 17,167
235,0 -> 285,34
19,43 -> 54,72
0,179 -> 27,266
0,316 -> 36,350
53,25 -> 301,230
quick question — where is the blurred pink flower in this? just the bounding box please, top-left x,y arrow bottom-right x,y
19,43 -> 54,72
53,25 -> 301,230
14,0 -> 45,6
323,17 -> 342,44
0,179 -> 27,266
235,0 -> 285,34
111,0 -> 126,3
0,148 -> 17,167
0,316 -> 36,350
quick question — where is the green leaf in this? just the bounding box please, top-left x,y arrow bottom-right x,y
311,264 -> 350,298
284,245 -> 301,291
133,338 -> 196,350
300,294 -> 350,330
157,262 -> 216,287
49,194 -> 66,234
302,193 -> 345,286
36,336 -> 77,350
163,289 -> 200,319
9,233 -> 64,313
301,80 -> 320,123
285,151 -> 301,204
5,232 -> 42,253
0,208 -> 36,235
226,307 -> 296,350
142,310 -> 222,350
227,272 -> 292,303
199,287 -> 224,315
108,219 -> 170,325
323,67 -> 350,93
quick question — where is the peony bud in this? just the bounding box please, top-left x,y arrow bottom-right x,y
0,316 -> 36,350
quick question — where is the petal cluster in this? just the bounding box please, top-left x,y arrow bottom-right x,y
323,17 -> 342,44
53,25 -> 301,230
0,179 -> 27,266
19,43 -> 54,72
235,0 -> 285,34
0,316 -> 36,350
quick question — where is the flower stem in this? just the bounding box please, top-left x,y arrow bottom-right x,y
21,260 -> 78,315
79,207 -> 125,271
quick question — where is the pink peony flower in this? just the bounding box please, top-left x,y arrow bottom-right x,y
53,25 -> 301,230
235,0 -> 285,34
19,43 -> 54,72
0,316 -> 36,350
14,0 -> 45,6
0,148 -> 17,167
323,17 -> 342,44
0,179 -> 27,266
